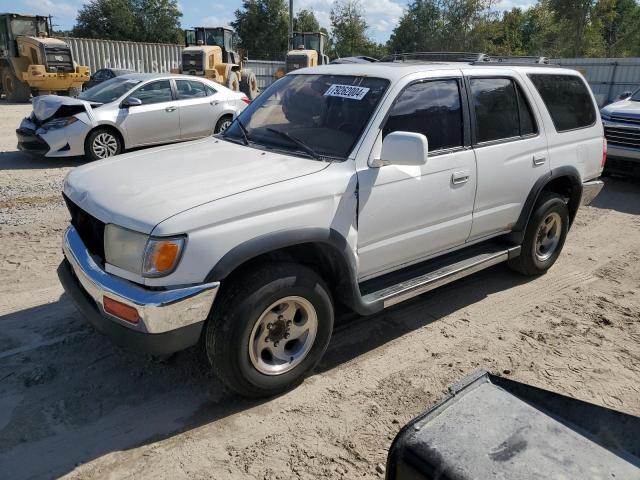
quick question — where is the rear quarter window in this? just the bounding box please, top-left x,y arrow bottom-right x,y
528,74 -> 596,132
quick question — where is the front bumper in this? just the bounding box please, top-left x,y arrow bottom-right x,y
17,117 -> 90,158
59,226 -> 220,354
16,127 -> 49,154
581,179 -> 604,206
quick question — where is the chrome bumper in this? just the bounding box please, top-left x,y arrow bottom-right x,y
62,226 -> 219,334
581,179 -> 604,206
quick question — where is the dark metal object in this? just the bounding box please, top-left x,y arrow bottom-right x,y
386,370 -> 640,479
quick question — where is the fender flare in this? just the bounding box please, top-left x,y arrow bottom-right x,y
511,166 -> 583,243
205,227 -> 382,316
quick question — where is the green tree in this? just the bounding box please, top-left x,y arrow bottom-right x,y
232,0 -> 289,59
294,9 -> 320,32
330,0 -> 382,57
387,0 -> 443,53
73,0 -> 182,42
592,0 -> 640,56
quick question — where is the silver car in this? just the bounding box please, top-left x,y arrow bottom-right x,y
16,73 -> 250,160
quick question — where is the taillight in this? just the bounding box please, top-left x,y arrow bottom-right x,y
601,137 -> 607,168
241,96 -> 251,105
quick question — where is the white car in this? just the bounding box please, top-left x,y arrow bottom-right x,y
16,73 -> 249,160
58,58 -> 605,398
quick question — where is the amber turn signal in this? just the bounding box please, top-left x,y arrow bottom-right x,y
103,296 -> 140,324
142,236 -> 185,277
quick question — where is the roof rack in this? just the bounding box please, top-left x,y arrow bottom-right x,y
380,52 -> 551,66
477,55 -> 550,65
381,52 -> 487,63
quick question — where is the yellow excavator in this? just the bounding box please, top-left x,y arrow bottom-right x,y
177,27 -> 259,100
0,13 -> 89,102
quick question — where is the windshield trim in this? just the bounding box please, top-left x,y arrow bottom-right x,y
223,73 -> 391,162
630,88 -> 640,102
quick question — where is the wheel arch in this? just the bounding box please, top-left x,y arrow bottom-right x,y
205,228 -> 379,316
511,166 -> 583,244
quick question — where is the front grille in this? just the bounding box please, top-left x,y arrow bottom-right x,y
604,126 -> 640,149
44,46 -> 74,73
611,114 -> 640,125
182,51 -> 204,71
63,194 -> 106,264
286,55 -> 310,71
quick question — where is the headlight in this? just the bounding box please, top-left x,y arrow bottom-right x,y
104,224 -> 149,274
42,116 -> 78,131
142,236 -> 185,277
104,224 -> 185,277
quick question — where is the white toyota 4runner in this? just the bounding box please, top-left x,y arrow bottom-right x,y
58,59 -> 605,397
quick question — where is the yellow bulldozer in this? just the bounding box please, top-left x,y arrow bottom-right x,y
0,13 -> 89,102
274,31 -> 329,80
177,27 -> 259,100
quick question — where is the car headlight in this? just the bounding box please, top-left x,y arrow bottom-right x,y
42,116 -> 79,131
104,224 -> 185,277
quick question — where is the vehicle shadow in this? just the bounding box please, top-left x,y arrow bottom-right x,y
0,150 -> 85,170
590,176 -> 640,215
0,263 -> 529,479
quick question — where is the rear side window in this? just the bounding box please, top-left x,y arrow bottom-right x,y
528,74 -> 596,132
470,78 -> 539,143
383,79 -> 463,152
176,79 -> 208,99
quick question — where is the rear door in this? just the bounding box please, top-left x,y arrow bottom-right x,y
463,69 -> 550,241
120,79 -> 181,147
174,79 -> 224,139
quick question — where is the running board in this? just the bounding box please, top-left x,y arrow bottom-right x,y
361,245 -> 521,308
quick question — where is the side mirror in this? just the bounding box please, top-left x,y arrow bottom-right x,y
618,91 -> 632,100
374,131 -> 428,167
122,97 -> 142,108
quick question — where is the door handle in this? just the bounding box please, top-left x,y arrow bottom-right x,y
210,100 -> 219,106
165,106 -> 177,112
533,154 -> 546,166
451,171 -> 470,185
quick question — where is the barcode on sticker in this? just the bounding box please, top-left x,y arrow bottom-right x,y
324,84 -> 370,100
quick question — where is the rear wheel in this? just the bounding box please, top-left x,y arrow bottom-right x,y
226,73 -> 239,92
205,263 -> 334,398
2,68 -> 31,102
508,192 -> 569,276
240,70 -> 259,100
84,128 -> 123,161
214,115 -> 233,134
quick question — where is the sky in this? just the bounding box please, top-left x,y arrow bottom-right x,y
1,0 -> 537,43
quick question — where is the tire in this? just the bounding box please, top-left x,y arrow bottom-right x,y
214,115 -> 233,134
508,192 -> 569,276
239,70 -> 259,100
2,68 -> 31,102
226,73 -> 239,92
84,127 -> 123,161
206,263 -> 334,398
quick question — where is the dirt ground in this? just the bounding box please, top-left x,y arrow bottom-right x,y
0,100 -> 639,480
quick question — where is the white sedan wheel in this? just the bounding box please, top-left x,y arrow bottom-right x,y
92,132 -> 119,158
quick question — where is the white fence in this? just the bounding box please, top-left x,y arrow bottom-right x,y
64,37 -> 182,73
62,37 -> 285,89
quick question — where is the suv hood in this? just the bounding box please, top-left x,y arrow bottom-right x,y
601,99 -> 640,119
32,95 -> 99,123
63,136 -> 330,233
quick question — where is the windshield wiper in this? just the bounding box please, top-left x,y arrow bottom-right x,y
223,116 -> 250,145
266,127 -> 321,160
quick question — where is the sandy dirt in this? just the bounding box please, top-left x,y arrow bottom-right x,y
0,99 -> 639,479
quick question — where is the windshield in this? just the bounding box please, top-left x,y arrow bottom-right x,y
292,34 -> 320,51
631,88 -> 640,101
79,77 -> 142,103
11,18 -> 48,36
223,74 -> 389,160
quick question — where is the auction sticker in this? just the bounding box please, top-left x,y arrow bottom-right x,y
324,84 -> 370,100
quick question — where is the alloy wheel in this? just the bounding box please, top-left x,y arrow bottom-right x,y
92,133 -> 119,158
535,212 -> 562,261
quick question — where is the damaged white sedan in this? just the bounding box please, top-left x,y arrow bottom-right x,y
16,73 -> 250,161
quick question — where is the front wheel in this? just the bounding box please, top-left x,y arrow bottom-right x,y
84,128 -> 123,161
205,263 -> 334,398
508,192 -> 569,276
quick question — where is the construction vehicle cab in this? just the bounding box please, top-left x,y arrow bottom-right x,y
285,32 -> 329,73
181,26 -> 258,99
0,13 -> 89,102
